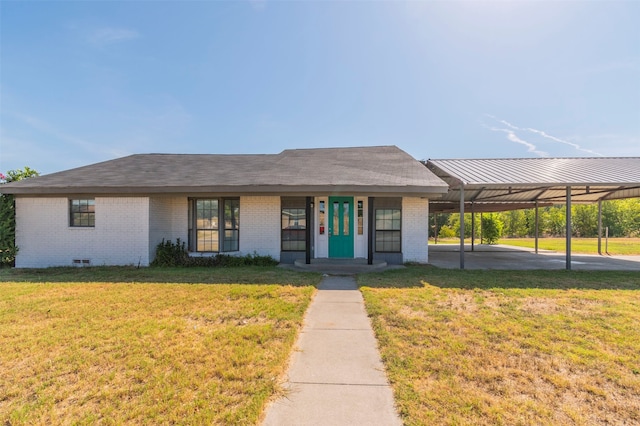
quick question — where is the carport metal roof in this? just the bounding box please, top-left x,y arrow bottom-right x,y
425,157 -> 640,270
426,157 -> 640,213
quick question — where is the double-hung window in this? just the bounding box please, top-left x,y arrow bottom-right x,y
188,198 -> 240,252
70,199 -> 95,227
375,209 -> 401,252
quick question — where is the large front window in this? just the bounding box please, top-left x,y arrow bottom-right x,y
189,198 -> 239,252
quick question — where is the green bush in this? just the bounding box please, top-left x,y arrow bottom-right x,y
481,213 -> 504,244
438,225 -> 457,238
151,238 -> 189,267
0,245 -> 18,268
1,167 -> 40,267
151,239 -> 278,267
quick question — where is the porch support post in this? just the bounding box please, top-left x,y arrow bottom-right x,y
305,196 -> 312,265
566,187 -> 572,270
597,199 -> 603,255
459,186 -> 465,269
535,200 -> 539,254
368,197 -> 374,265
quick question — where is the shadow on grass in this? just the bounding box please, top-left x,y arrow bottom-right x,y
0,266 -> 322,286
357,265 -> 640,290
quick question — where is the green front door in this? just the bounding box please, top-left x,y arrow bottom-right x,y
328,197 -> 354,258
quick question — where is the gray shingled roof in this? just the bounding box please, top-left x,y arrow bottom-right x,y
427,157 -> 640,212
2,146 -> 449,196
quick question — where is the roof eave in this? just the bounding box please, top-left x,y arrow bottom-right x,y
457,182 -> 639,189
5,184 -> 450,197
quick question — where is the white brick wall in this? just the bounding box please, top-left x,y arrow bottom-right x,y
149,197 -> 188,261
402,197 -> 429,263
97,197 -> 149,266
239,196 -> 280,260
15,197 -> 150,268
17,194 -> 429,267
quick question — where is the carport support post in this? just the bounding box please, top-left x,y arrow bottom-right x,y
534,200 -> 539,254
471,205 -> 475,252
434,213 -> 439,244
597,199 -> 603,255
566,186 -> 572,270
459,186 -> 465,269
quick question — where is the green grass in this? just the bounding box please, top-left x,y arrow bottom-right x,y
359,266 -> 640,426
0,266 -> 320,425
0,265 -> 318,285
432,237 -> 640,255
498,237 -> 640,255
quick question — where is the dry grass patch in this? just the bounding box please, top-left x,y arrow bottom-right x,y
359,267 -> 640,425
0,269 -> 319,425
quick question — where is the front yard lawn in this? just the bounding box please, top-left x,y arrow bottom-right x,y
359,266 -> 640,425
0,267 -> 320,425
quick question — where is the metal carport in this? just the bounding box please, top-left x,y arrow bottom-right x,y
426,157 -> 640,269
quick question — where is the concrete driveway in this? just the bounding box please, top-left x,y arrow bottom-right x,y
428,244 -> 640,271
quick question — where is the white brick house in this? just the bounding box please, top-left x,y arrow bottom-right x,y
2,146 -> 449,268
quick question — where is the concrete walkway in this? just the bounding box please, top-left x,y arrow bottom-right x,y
262,276 -> 402,426
278,258 -> 405,275
429,244 -> 640,271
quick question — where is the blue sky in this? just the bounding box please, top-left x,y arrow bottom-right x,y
1,1 -> 639,175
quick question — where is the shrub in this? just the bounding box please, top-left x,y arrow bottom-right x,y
151,239 -> 278,267
1,167 -> 39,267
151,238 -> 189,267
242,252 -> 280,267
0,245 -> 18,268
438,225 -> 457,239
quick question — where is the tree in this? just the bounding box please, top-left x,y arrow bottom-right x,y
438,225 -> 457,238
542,206 -> 566,236
443,213 -> 480,239
522,208 -> 537,237
481,213 -> 503,244
614,198 -> 640,237
0,167 -> 40,267
501,209 -> 528,237
572,204 -> 598,237
430,212 -> 452,241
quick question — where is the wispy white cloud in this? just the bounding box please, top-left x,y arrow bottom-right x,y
524,127 -> 602,156
485,115 -> 603,156
483,124 -> 548,157
88,27 -> 139,46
